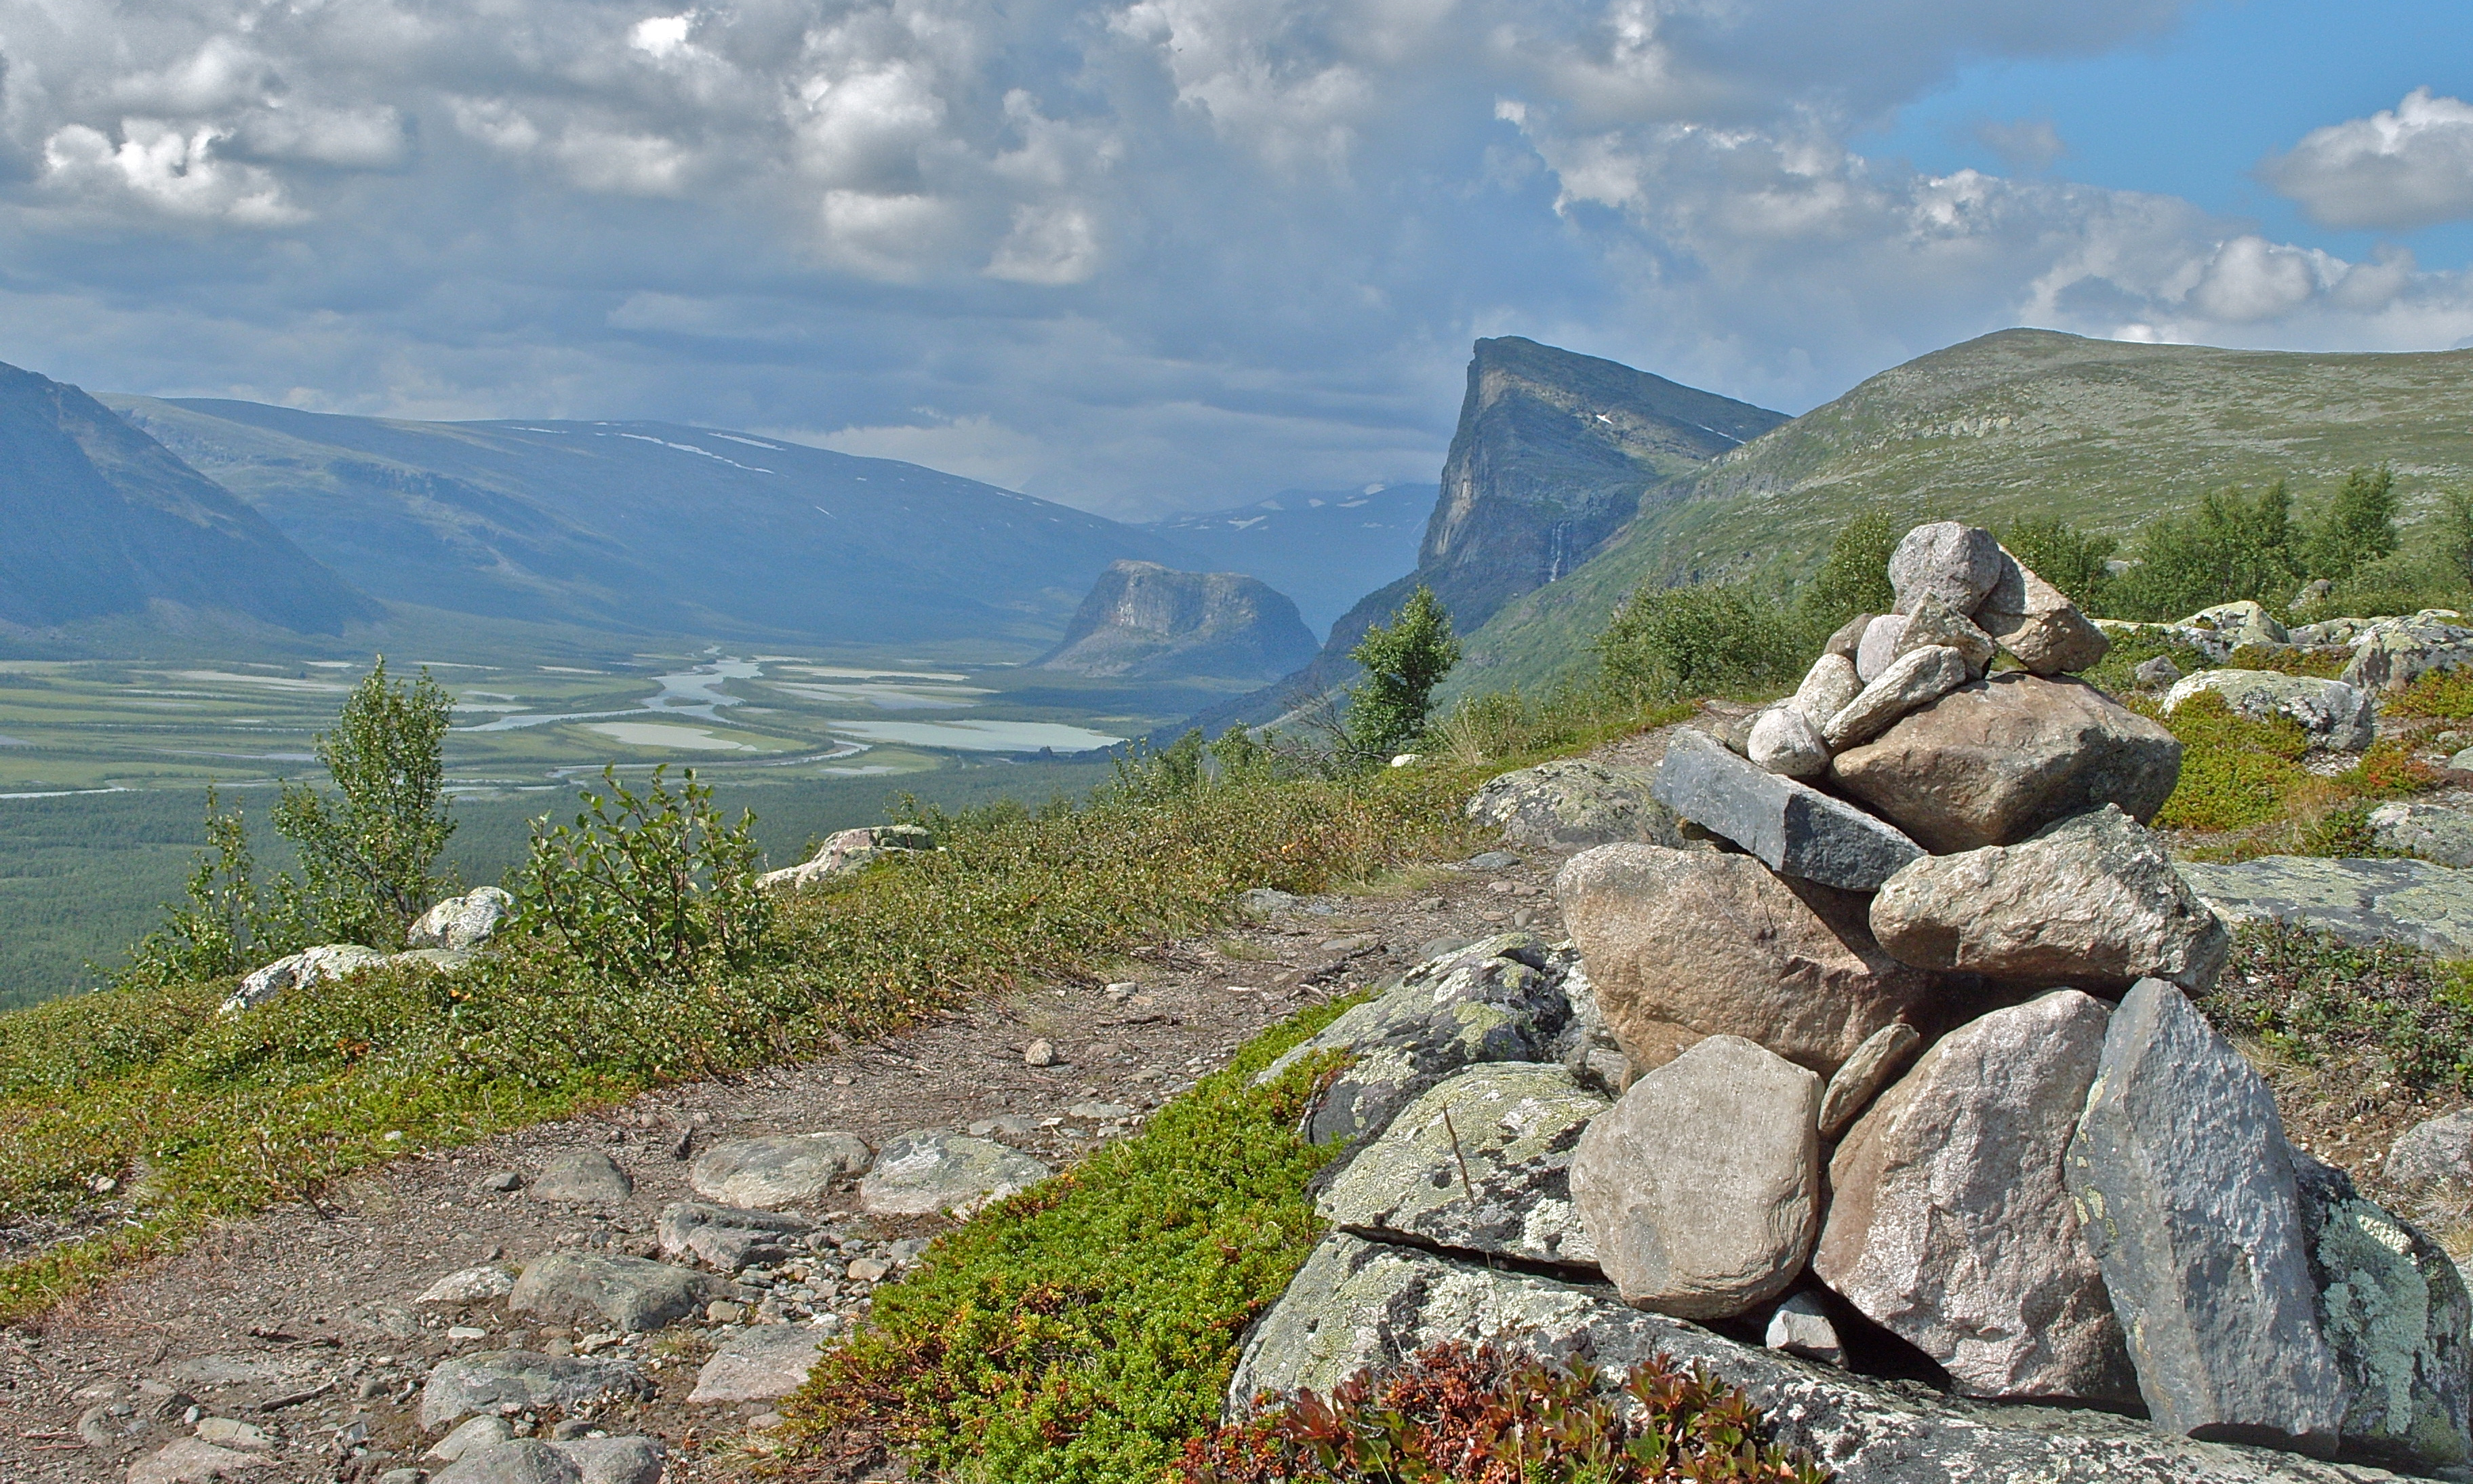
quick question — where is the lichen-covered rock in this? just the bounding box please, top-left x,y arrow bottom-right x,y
1822,646 -> 1974,751
1318,1062 -> 1607,1270
1556,843 -> 1936,1077
1893,595 -> 1996,674
1545,959 -> 1632,1095
1651,729 -> 1923,889
1461,759 -> 1681,849
689,1133 -> 874,1208
2367,800 -> 2473,869
508,1254 -> 727,1333
758,824 -> 935,889
2163,670 -> 2376,752
858,1132 -> 1052,1217
419,1350 -> 654,1430
1979,548 -> 2110,675
2184,601 -> 2292,653
1889,522 -> 2005,618
1816,990 -> 2137,1405
2177,856 -> 2473,959
1829,673 -> 2182,853
1572,1035 -> 1820,1320
407,887 -> 513,950
1256,934 -> 1574,1146
2387,1110 -> 2473,1188
222,942 -> 388,1014
2341,612 -> 2473,691
1869,805 -> 2230,990
2293,1154 -> 2473,1468
1229,1235 -> 2398,1483
2065,978 -> 2342,1452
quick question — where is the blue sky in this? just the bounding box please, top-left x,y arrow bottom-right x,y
2,0 -> 2470,519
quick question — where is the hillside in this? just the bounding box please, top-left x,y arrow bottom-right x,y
1035,561 -> 1319,682
1454,328 -> 2473,696
0,363 -> 371,641
106,397 -> 1193,651
1143,483 -> 1431,635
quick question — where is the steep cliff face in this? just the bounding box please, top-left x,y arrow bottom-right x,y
1037,561 -> 1319,683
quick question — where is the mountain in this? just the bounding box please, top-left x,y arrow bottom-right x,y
0,363 -> 372,641
104,397 -> 1194,651
1142,484 -> 1432,634
1035,561 -> 1319,683
1174,336 -> 1788,736
1454,328 -> 2473,694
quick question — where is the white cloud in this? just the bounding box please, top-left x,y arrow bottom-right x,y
2264,88 -> 2473,230
41,119 -> 305,224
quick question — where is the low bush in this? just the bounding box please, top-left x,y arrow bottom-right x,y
781,996 -> 1363,1484
1182,1341 -> 1828,1484
2223,643 -> 2350,679
2149,691 -> 2315,833
2386,668 -> 2473,722
2200,925 -> 2473,1098
1595,583 -> 1803,704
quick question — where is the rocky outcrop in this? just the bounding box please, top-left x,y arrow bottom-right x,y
759,826 -> 933,890
2368,800 -> 2473,868
2163,670 -> 2376,751
1034,560 -> 1319,682
2177,856 -> 2473,959
1462,759 -> 1681,849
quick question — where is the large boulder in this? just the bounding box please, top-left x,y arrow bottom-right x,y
1461,759 -> 1681,849
2367,800 -> 2473,869
1255,934 -> 1575,1146
2387,1110 -> 2473,1187
1571,1035 -> 1820,1320
507,1254 -> 727,1333
419,1350 -> 654,1430
2163,670 -> 2376,752
1889,521 -> 2005,616
1815,990 -> 2137,1404
2341,611 -> 2473,691
759,825 -> 934,889
1979,548 -> 2109,675
2064,978 -> 2342,1452
1820,645 -> 1975,750
1317,1062 -> 1607,1270
2293,1154 -> 2473,1468
1868,805 -> 2230,990
1556,843 -> 1937,1077
689,1133 -> 874,1208
858,1133 -> 1052,1217
2177,856 -> 2473,959
1828,673 -> 2182,853
1230,1234 -> 2390,1483
222,942 -> 388,1014
1651,728 -> 1924,890
407,887 -> 513,950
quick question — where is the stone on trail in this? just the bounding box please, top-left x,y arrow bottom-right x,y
1822,645 -> 1974,751
1316,1061 -> 1607,1270
1254,933 -> 1574,1146
2368,800 -> 2473,869
2064,978 -> 2341,1452
1230,1234 -> 2375,1484
508,1254 -> 727,1333
2164,670 -> 2377,752
1765,1291 -> 1844,1367
554,1437 -> 664,1484
2388,1110 -> 2473,1187
1571,1035 -> 1821,1321
407,886 -> 513,950
427,1416 -> 515,1461
1650,728 -> 1923,890
1790,652 -> 1864,727
1556,843 -> 1936,1077
1892,594 -> 1997,674
417,1264 -> 518,1305
1853,614 -> 1908,683
2293,1153 -> 2473,1468
2177,856 -> 2473,959
1461,758 -> 1683,849
1889,521 -> 2005,618
1868,804 -> 2230,991
419,1350 -> 654,1430
1815,1023 -> 1921,1140
1746,704 -> 1830,780
688,1324 -> 829,1403
1816,990 -> 2136,1404
656,1201 -> 811,1271
530,1150 -> 633,1204
1830,672 -> 2182,853
688,1133 -> 873,1208
429,1440 -> 582,1484
126,1439 -> 265,1484
1979,548 -> 2110,675
858,1132 -> 1051,1217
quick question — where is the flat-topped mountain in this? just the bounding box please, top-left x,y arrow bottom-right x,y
0,363 -> 372,641
1143,484 -> 1432,635
1036,561 -> 1318,683
105,397 -> 1193,651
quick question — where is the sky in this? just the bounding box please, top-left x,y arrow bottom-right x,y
2,0 -> 2470,520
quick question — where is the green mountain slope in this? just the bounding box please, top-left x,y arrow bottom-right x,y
1455,328 -> 2473,696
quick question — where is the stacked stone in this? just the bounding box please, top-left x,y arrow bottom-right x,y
1548,522 -> 2472,1470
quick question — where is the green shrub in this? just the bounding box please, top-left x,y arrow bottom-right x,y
2200,924 -> 2473,1097
2105,483 -> 2301,620
268,658 -> 459,948
1345,587 -> 1462,766
2224,643 -> 2350,678
1798,508 -> 1901,628
2386,668 -> 2473,721
1184,1342 -> 1828,1484
2149,691 -> 2312,833
1597,582 -> 1803,703
783,996 -> 1363,1484
2000,515 -> 2116,611
2299,465 -> 2399,584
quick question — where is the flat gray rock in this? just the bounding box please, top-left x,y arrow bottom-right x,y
1317,1062 -> 1607,1270
688,1133 -> 873,1208
1230,1233 -> 2410,1483
656,1201 -> 811,1271
2294,1154 -> 2473,1468
688,1323 -> 829,1403
416,1264 -> 518,1305
418,1350 -> 653,1430
2177,856 -> 2473,958
2387,1110 -> 2473,1186
430,1441 -> 580,1484
553,1437 -> 664,1484
530,1150 -> 633,1204
126,1440 -> 266,1484
2368,800 -> 2473,868
1651,728 -> 1923,890
858,1132 -> 1051,1217
508,1254 -> 727,1333
2066,979 -> 2342,1451
1462,759 -> 1682,849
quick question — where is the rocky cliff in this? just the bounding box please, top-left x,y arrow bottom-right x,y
1036,561 -> 1318,683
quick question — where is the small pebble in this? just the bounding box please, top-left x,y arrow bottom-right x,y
1024,1039 -> 1058,1068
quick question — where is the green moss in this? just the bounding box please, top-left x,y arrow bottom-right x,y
2225,643 -> 2351,679
2387,668 -> 2473,722
2200,925 -> 2473,1096
783,995 -> 1368,1484
2150,691 -> 2314,833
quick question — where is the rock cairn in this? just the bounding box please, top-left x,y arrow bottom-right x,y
1234,522 -> 2473,1479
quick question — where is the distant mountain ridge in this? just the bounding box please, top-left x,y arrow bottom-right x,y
105,397 -> 1195,651
1036,561 -> 1318,682
1142,484 -> 1432,634
0,363 -> 371,640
